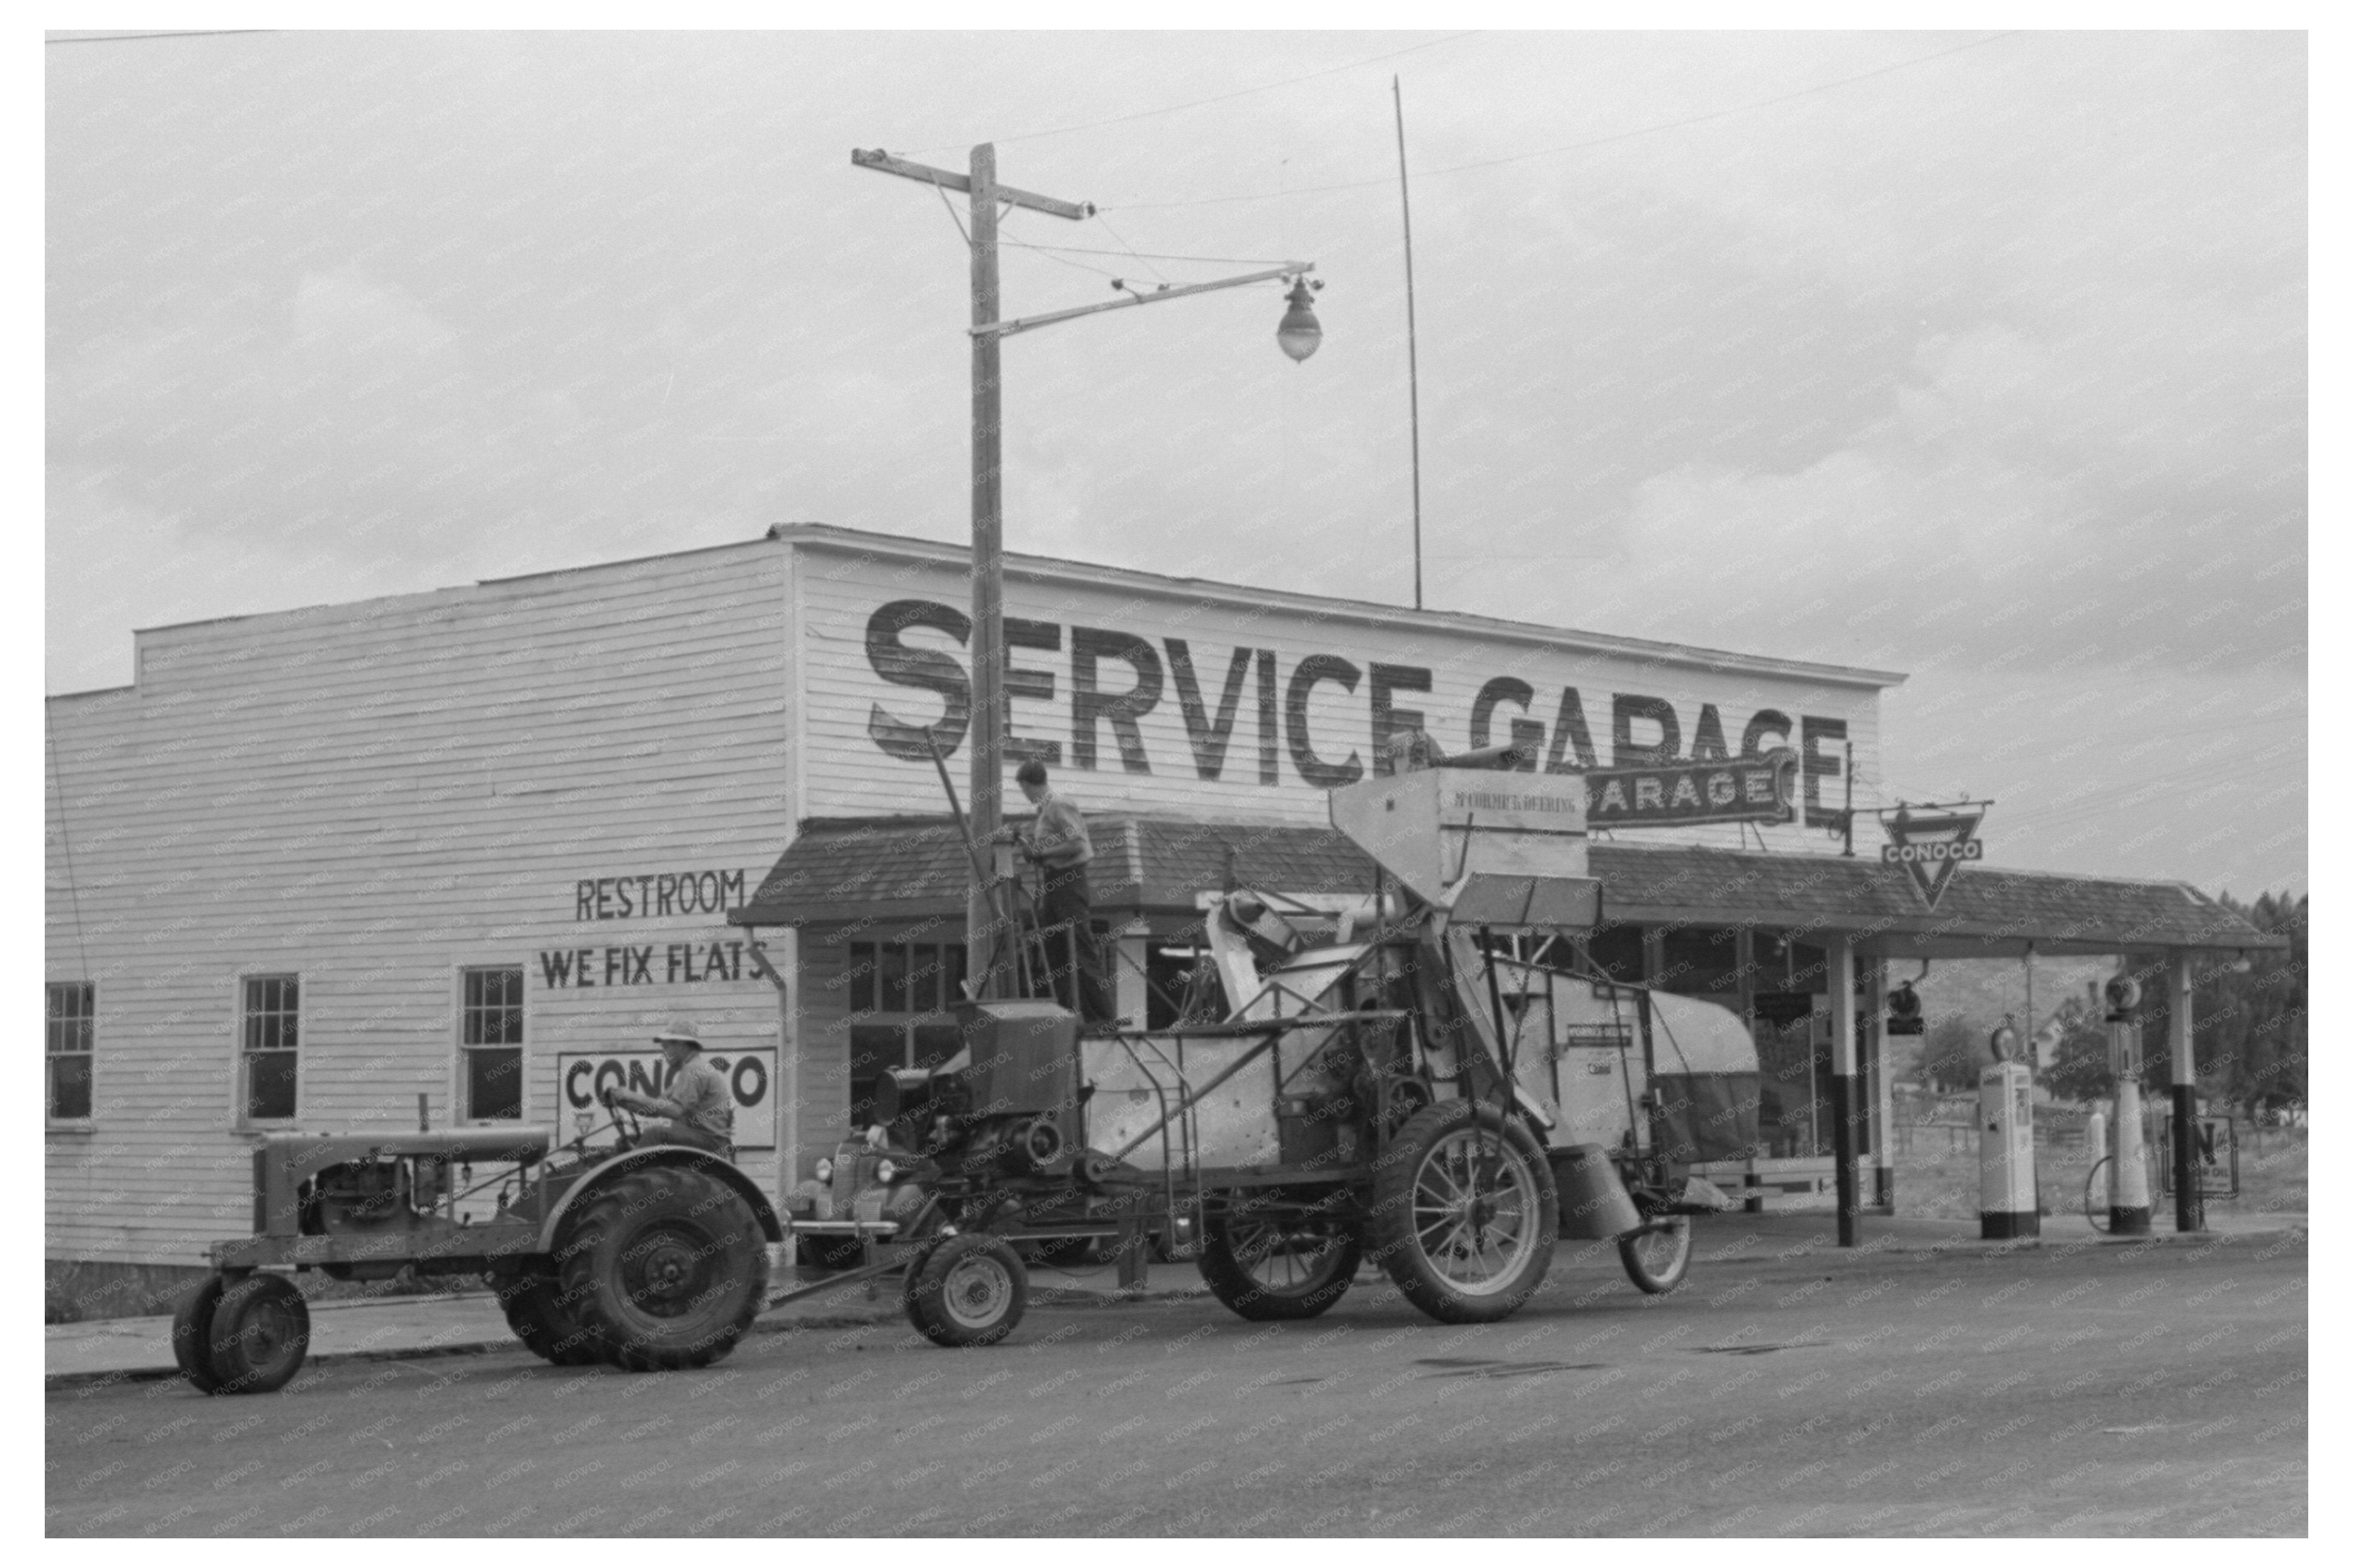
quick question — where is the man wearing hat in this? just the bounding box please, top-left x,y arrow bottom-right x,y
608,1020 -> 734,1155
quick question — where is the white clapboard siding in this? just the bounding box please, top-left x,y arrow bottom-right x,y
46,542 -> 801,1267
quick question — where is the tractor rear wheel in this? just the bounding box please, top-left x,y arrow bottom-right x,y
1196,1206 -> 1360,1321
1368,1101 -> 1558,1325
904,1233 -> 1027,1348
205,1273 -> 310,1394
172,1274 -> 228,1394
497,1271 -> 605,1366
556,1166 -> 770,1372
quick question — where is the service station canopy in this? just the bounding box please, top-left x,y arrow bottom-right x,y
732,816 -> 2282,960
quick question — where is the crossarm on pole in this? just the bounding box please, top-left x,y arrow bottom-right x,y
851,148 -> 1093,220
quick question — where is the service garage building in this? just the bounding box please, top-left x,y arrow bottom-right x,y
45,523 -> 2269,1307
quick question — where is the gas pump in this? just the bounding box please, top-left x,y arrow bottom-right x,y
2102,975 -> 2153,1235
1978,1022 -> 2037,1239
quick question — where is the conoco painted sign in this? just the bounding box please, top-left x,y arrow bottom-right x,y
556,1048 -> 779,1151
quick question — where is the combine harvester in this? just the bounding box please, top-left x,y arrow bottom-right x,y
783,749 -> 1755,1343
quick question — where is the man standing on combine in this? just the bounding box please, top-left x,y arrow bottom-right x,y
608,1021 -> 735,1154
1011,759 -> 1117,1029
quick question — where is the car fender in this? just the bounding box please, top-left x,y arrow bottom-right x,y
536,1146 -> 786,1250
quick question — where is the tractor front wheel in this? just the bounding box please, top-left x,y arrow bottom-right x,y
172,1274 -> 228,1394
1368,1101 -> 1558,1325
556,1166 -> 770,1372
205,1273 -> 310,1395
904,1233 -> 1027,1348
1196,1206 -> 1360,1321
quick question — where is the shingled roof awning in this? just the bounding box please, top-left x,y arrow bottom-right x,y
730,815 -> 2285,957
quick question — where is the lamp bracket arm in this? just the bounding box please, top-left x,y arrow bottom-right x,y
974,263 -> 1314,340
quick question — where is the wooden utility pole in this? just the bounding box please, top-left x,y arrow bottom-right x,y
852,146 -> 1093,996
852,145 -> 1318,996
966,146 -> 1009,990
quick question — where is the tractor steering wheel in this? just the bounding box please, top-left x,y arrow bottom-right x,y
599,1086 -> 642,1147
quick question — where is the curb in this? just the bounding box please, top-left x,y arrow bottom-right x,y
1734,1220 -> 2307,1265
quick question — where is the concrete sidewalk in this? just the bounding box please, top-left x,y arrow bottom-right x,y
44,1256 -> 1207,1388
48,1209 -> 2303,1390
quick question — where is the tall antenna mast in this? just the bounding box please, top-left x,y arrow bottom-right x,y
1393,74 -> 1424,612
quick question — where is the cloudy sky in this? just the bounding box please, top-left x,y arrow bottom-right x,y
45,29 -> 2305,896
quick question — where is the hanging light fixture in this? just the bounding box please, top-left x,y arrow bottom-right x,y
1275,276 -> 1324,362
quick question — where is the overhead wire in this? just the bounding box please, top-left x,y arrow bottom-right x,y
47,28 -> 270,44
1103,31 -> 2021,212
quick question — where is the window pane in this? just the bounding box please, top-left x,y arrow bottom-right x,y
47,983 -> 93,1055
467,1047 -> 523,1121
48,1055 -> 91,1120
879,944 -> 909,1014
906,945 -> 939,1015
945,945 -> 968,1005
246,1051 -> 297,1120
847,1025 -> 905,1127
464,968 -> 524,1046
848,943 -> 876,1013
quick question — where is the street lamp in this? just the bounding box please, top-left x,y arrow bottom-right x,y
852,143 -> 1323,997
1276,276 -> 1325,363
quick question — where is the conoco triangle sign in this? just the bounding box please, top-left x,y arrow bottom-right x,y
1880,805 -> 1988,910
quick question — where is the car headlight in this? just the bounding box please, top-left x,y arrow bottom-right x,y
813,1158 -> 834,1183
875,1158 -> 898,1183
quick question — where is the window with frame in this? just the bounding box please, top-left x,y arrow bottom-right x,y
241,976 -> 300,1122
845,937 -> 968,1126
47,982 -> 93,1121
462,966 -> 525,1121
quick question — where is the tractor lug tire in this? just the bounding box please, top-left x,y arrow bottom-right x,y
555,1165 -> 769,1373
172,1274 -> 228,1395
495,1270 -> 606,1367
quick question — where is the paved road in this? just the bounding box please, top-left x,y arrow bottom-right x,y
46,1227 -> 2306,1537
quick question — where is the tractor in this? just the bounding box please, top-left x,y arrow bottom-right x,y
172,1095 -> 781,1394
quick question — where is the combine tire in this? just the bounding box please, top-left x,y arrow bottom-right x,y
556,1166 -> 770,1372
205,1273 -> 310,1395
1618,1216 -> 1693,1295
1369,1101 -> 1558,1325
904,1233 -> 1026,1348
497,1272 -> 605,1367
1196,1206 -> 1360,1321
172,1274 -> 228,1394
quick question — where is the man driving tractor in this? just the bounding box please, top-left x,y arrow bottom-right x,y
606,1020 -> 735,1154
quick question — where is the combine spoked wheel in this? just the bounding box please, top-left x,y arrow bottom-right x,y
1197,1206 -> 1360,1321
1618,1216 -> 1693,1294
904,1233 -> 1027,1348
1369,1101 -> 1558,1325
205,1273 -> 311,1395
556,1166 -> 770,1371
